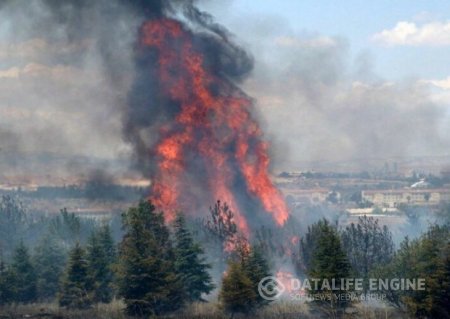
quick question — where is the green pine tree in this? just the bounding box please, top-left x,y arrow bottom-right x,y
220,261 -> 257,318
97,224 -> 116,266
86,224 -> 116,303
300,219 -> 330,272
49,208 -> 93,246
370,238 -> 412,308
341,215 -> 394,289
424,225 -> 450,319
243,246 -> 272,306
33,235 -> 66,301
173,212 -> 214,302
375,224 -> 450,318
0,196 -> 27,259
307,219 -> 352,315
436,239 -> 450,318
0,259 -> 15,305
59,243 -> 92,309
10,241 -> 37,304
117,201 -> 184,316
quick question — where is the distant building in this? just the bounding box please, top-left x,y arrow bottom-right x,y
362,188 -> 450,207
346,207 -> 400,216
342,209 -> 407,227
281,188 -> 330,205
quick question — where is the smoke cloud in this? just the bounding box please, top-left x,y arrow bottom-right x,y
0,0 -> 449,184
199,8 -> 450,170
0,0 -> 137,181
0,0 -> 255,182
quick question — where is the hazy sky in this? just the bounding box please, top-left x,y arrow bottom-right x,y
0,0 -> 449,178
201,0 -> 450,167
203,0 -> 450,80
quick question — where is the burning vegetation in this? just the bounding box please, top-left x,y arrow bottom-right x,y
126,10 -> 288,235
1,1 -> 449,319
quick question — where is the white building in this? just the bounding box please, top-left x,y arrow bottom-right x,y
362,189 -> 450,207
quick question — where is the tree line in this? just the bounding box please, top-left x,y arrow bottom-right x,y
0,194 -> 448,318
300,214 -> 449,319
0,197 -> 272,318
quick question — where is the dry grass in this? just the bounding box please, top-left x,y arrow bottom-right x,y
353,303 -> 409,319
0,300 -> 410,319
0,299 -> 127,319
163,301 -> 409,319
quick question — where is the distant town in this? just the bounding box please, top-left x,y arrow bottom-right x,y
276,158 -> 450,231
0,157 -> 447,237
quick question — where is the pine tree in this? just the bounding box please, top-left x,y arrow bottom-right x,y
0,196 -> 27,259
341,215 -> 394,288
117,201 -> 184,316
97,224 -> 116,266
436,240 -> 450,318
371,235 -> 422,308
10,241 -> 37,303
86,225 -> 116,303
59,243 -> 92,309
300,220 -> 329,272
220,261 -> 257,318
0,259 -> 15,305
243,246 -> 272,306
373,225 -> 450,318
426,226 -> 450,318
173,212 -> 214,302
33,235 -> 66,301
205,200 -> 238,248
199,200 -> 239,276
307,219 -> 352,314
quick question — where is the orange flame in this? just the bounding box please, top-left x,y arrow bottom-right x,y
290,235 -> 300,245
141,19 -> 288,234
276,271 -> 295,293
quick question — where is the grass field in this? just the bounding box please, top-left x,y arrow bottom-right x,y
0,300 -> 410,319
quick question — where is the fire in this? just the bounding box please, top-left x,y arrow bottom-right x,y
290,235 -> 300,245
140,18 -> 289,234
276,271 -> 295,293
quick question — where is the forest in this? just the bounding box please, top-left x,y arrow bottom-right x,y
0,195 -> 448,319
